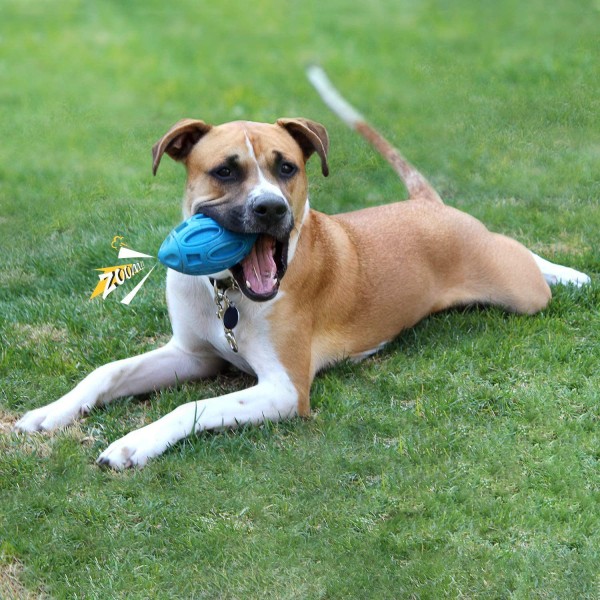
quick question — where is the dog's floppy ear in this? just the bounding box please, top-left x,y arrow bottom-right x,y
276,118 -> 329,177
152,119 -> 212,175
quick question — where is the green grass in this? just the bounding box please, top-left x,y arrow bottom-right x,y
1,0 -> 599,597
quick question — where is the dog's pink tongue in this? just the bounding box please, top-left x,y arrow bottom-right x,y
241,236 -> 277,295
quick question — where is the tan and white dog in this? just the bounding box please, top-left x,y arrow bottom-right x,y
15,68 -> 590,469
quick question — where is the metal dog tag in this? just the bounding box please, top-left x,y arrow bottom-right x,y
223,306 -> 239,330
212,279 -> 240,353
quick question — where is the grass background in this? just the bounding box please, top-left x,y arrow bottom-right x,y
1,0 -> 599,597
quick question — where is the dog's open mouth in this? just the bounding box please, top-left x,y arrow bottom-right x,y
230,235 -> 288,302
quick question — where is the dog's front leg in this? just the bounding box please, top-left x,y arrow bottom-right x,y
14,340 -> 224,432
97,375 -> 298,470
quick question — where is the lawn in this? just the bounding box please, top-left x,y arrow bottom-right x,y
1,0 -> 599,597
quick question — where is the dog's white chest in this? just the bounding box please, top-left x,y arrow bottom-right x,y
165,270 -> 276,375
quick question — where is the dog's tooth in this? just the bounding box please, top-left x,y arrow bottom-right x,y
245,280 -> 252,289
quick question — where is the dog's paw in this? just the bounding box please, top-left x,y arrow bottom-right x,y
97,427 -> 168,470
14,402 -> 79,433
543,265 -> 591,287
550,266 -> 591,287
532,254 -> 591,288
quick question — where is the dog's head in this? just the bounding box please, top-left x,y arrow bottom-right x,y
152,118 -> 329,301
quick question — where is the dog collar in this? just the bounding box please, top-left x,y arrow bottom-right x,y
210,277 -> 240,353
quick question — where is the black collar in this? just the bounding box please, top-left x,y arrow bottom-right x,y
209,276 -> 238,292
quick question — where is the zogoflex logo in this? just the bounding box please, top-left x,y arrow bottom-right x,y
90,236 -> 156,305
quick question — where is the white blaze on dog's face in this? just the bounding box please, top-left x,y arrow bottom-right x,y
152,118 -> 329,301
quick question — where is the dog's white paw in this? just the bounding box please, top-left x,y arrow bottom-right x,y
544,264 -> 591,287
531,253 -> 591,288
97,426 -> 169,470
14,400 -> 81,433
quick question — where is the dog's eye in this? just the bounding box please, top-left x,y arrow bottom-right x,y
211,166 -> 236,181
279,162 -> 297,178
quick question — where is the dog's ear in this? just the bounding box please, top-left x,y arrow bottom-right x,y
276,118 -> 329,177
152,119 -> 212,175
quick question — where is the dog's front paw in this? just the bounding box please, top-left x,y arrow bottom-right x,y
97,426 -> 169,470
14,400 -> 81,433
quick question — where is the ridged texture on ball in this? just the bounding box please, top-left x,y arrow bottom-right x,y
158,214 -> 258,276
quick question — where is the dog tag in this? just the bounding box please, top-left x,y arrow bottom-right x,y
223,306 -> 239,330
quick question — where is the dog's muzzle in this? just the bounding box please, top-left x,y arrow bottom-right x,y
227,192 -> 292,301
195,193 -> 293,302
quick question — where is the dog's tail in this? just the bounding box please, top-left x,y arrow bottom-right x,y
306,66 -> 442,205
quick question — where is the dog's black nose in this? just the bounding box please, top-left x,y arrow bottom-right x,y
252,194 -> 289,224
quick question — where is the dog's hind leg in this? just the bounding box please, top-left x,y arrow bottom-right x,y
14,340 -> 225,432
431,232 -> 553,316
479,235 -> 554,315
431,233 -> 591,316
530,252 -> 591,287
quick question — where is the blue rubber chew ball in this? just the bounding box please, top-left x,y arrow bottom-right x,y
158,214 -> 258,276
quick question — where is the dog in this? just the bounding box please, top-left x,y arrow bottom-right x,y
15,68 -> 590,469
